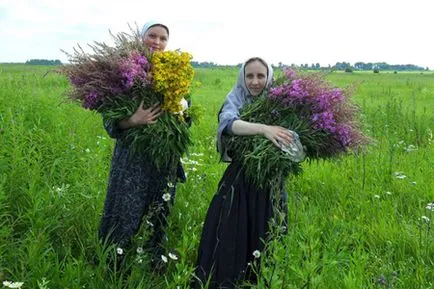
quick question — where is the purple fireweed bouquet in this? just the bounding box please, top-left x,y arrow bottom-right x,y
225,68 -> 370,190
58,26 -> 195,171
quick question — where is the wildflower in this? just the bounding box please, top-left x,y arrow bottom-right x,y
252,250 -> 261,258
116,247 -> 124,255
161,255 -> 168,263
420,216 -> 430,223
168,252 -> 178,260
167,182 -> 175,188
426,202 -> 434,211
162,193 -> 171,202
394,172 -> 406,179
385,191 -> 392,196
404,144 -> 417,152
2,281 -> 24,288
373,194 -> 380,199
152,50 -> 194,114
136,247 -> 144,254
85,148 -> 90,153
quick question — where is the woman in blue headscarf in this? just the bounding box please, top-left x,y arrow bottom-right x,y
98,20 -> 186,267
194,57 -> 293,288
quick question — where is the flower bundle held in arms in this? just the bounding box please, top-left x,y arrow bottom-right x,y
59,26 -> 195,170
225,68 -> 369,190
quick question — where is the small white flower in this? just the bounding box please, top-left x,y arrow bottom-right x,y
385,191 -> 392,196
167,182 -> 175,188
116,247 -> 123,255
426,202 -> 434,212
162,193 -> 171,202
394,172 -> 406,179
168,252 -> 178,260
137,258 -> 143,264
252,250 -> 261,258
2,281 -> 24,288
161,255 -> 168,263
136,247 -> 144,254
85,148 -> 90,153
373,194 -> 380,199
404,144 -> 417,152
421,216 -> 430,223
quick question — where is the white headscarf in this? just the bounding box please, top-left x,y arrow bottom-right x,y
140,20 -> 169,37
217,57 -> 274,162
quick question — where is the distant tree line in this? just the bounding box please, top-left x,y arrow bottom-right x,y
191,61 -> 428,71
335,62 -> 426,71
25,59 -> 63,65
19,59 -> 428,71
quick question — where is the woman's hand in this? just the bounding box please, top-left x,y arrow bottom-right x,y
119,101 -> 162,129
262,125 -> 293,148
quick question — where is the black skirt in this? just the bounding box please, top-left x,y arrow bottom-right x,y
194,162 -> 288,289
98,119 -> 185,251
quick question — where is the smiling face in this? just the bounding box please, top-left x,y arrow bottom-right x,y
244,60 -> 268,96
143,25 -> 169,51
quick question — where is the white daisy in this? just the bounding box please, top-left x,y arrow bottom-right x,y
168,252 -> 178,260
421,216 -> 430,223
2,281 -> 24,288
252,250 -> 261,258
161,255 -> 168,263
162,193 -> 171,202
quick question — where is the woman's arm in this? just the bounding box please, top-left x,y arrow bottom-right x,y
231,120 -> 293,148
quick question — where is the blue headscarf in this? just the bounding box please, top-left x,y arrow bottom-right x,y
217,57 -> 274,162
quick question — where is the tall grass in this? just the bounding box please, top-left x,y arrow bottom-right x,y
0,64 -> 432,288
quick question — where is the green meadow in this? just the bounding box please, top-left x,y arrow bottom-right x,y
0,64 -> 433,288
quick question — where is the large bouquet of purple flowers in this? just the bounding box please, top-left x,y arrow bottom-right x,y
225,68 -> 370,189
58,27 -> 195,171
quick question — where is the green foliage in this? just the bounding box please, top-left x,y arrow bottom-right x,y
102,87 -> 191,172
0,64 -> 433,288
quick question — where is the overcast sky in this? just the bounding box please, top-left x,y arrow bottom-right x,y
1,0 -> 433,68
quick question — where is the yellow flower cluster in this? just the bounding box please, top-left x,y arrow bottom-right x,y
151,50 -> 194,114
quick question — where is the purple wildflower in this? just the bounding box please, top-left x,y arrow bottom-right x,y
83,91 -> 100,110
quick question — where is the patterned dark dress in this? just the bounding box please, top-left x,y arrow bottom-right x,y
194,161 -> 288,289
98,118 -> 185,253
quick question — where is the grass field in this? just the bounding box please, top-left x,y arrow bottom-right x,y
0,64 -> 433,288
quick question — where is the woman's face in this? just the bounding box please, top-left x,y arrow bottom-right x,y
244,60 -> 268,96
143,26 -> 169,51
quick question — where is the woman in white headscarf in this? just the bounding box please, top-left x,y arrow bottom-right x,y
194,57 -> 293,288
98,21 -> 187,268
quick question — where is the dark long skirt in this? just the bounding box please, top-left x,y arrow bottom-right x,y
98,140 -> 178,252
194,162 -> 288,289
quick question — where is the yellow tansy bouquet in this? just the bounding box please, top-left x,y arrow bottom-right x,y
59,26 -> 196,171
152,50 -> 195,115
